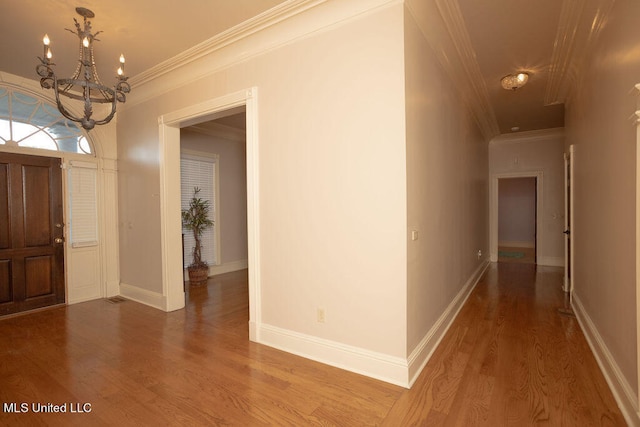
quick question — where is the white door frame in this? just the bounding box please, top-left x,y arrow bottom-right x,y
158,87 -> 261,342
490,171 -> 543,263
634,86 -> 640,411
563,146 -> 575,294
0,79 -> 117,305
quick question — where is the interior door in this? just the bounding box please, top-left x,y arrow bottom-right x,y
563,148 -> 573,294
0,152 -> 65,315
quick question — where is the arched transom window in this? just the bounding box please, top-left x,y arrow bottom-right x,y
0,87 -> 93,155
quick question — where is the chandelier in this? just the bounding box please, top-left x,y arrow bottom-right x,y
36,7 -> 130,130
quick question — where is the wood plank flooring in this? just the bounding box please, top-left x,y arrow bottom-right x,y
0,264 -> 626,426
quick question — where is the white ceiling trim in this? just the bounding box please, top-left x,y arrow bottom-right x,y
129,0 -> 327,88
186,122 -> 247,142
545,0 -> 615,106
125,0 -> 400,108
434,0 -> 500,140
489,127 -> 565,145
406,0 -> 499,141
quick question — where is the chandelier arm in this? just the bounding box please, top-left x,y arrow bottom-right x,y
57,79 -> 115,102
93,79 -> 130,126
49,75 -> 92,127
92,96 -> 119,127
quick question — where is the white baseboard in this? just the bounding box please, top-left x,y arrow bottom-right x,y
257,260 -> 490,389
105,280 -> 120,298
572,293 -> 640,426
67,292 -> 102,305
258,323 -> 410,387
183,259 -> 248,281
210,259 -> 248,276
407,260 -> 490,387
537,256 -> 564,267
119,282 -> 166,311
499,240 -> 535,248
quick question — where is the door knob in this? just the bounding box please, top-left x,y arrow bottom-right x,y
54,237 -> 64,244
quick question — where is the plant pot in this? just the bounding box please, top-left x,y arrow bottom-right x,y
187,265 -> 209,286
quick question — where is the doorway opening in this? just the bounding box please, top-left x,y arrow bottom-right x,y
0,83 -> 115,313
489,171 -> 543,264
497,177 -> 537,264
180,110 -> 248,307
158,88 -> 260,342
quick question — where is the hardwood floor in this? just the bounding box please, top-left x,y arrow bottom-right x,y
0,265 -> 626,426
384,263 -> 625,426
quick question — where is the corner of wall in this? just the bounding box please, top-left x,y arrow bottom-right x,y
119,282 -> 167,311
407,260 -> 490,387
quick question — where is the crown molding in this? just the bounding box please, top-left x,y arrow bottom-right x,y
124,0 -> 400,109
405,0 -> 499,142
185,121 -> 247,142
129,0 -> 327,88
489,127 -> 565,145
545,0 -> 615,105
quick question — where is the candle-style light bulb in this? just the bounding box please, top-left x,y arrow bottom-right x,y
117,54 -> 125,77
42,34 -> 51,60
82,37 -> 89,48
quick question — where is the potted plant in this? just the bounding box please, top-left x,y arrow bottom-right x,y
182,187 -> 214,286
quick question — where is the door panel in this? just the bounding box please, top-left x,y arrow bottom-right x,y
0,152 -> 65,316
26,256 -> 53,298
24,165 -> 53,247
0,163 -> 8,249
0,260 -> 10,302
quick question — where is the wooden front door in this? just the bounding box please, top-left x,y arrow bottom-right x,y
0,152 -> 65,315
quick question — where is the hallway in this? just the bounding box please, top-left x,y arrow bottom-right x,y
385,262 -> 624,424
0,264 -> 625,425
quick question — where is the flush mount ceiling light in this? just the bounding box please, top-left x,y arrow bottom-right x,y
36,7 -> 130,130
501,72 -> 529,91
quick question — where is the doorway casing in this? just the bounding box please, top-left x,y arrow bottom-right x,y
158,87 -> 260,341
489,171 -> 543,263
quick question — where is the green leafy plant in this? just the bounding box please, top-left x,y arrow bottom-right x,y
181,187 -> 213,269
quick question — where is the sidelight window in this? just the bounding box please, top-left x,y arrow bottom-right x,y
68,161 -> 98,247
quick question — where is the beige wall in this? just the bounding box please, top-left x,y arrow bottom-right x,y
118,2 -> 408,364
404,7 -> 488,357
181,128 -> 248,266
490,129 -> 565,265
565,0 -> 639,396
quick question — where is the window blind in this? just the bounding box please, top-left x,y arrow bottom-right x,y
181,156 -> 216,267
68,161 -> 98,247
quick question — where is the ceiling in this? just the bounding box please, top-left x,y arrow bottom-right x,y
0,0 -> 285,80
458,0 -> 566,134
0,0 -> 612,138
